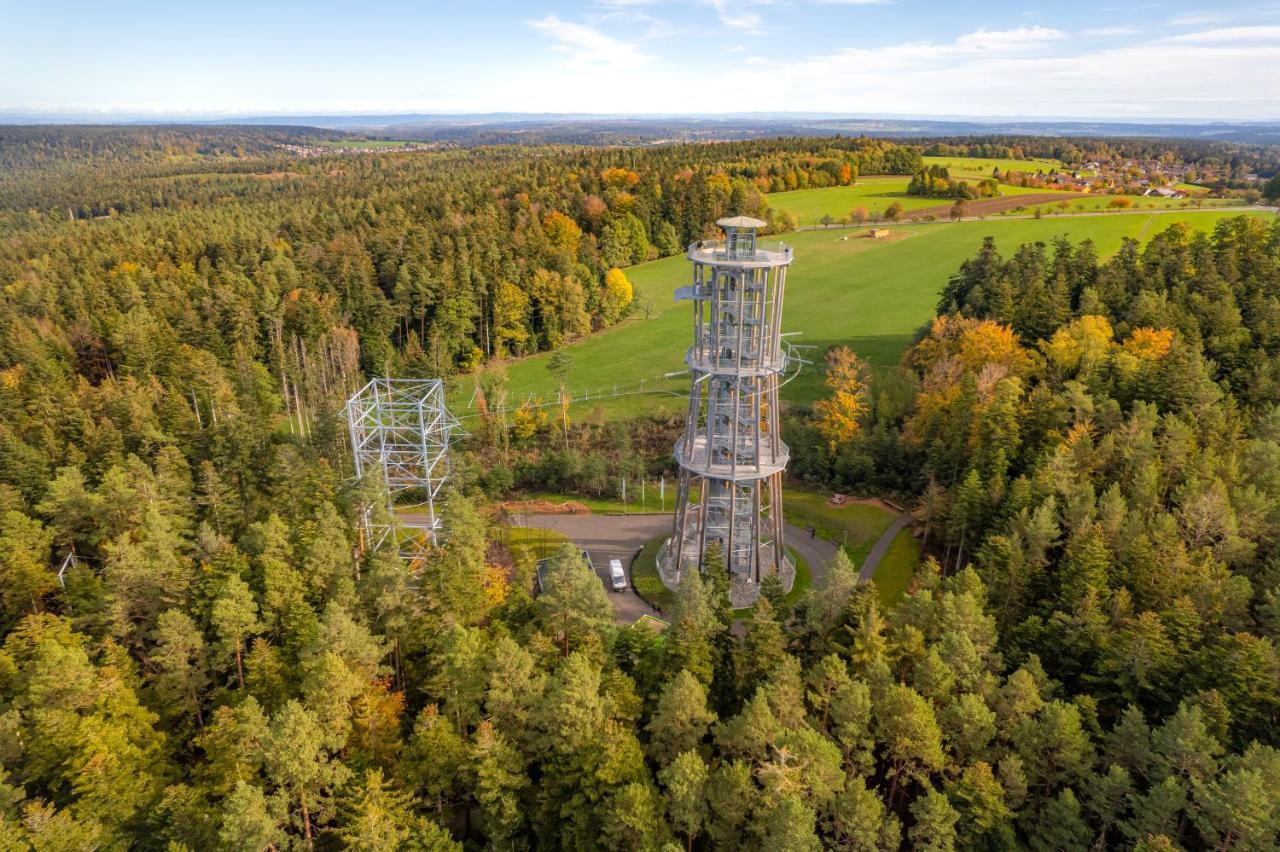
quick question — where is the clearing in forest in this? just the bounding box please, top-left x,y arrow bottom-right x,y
459,210 -> 1272,422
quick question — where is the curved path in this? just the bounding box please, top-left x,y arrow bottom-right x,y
858,514 -> 912,583
515,510 -> 918,623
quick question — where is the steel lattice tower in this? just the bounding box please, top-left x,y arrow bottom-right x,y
346,378 -> 459,555
660,216 -> 794,605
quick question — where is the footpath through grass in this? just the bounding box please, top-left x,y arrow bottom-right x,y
784,490 -> 919,606
458,209 -> 1270,422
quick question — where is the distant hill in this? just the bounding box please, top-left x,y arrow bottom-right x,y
4,111 -> 1280,145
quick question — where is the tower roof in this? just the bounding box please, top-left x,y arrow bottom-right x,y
716,215 -> 767,229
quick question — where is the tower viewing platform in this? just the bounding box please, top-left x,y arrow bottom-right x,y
660,215 -> 795,607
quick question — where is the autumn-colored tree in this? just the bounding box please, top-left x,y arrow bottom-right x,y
599,267 -> 634,325
813,346 -> 870,452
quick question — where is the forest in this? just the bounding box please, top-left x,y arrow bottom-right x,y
0,126 -> 1278,849
906,166 -> 1000,200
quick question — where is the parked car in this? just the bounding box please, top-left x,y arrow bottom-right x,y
609,558 -> 627,591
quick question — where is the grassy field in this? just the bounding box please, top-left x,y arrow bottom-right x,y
782,490 -> 919,605
990,195 -> 1233,216
921,155 -> 1064,177
513,487 -> 674,515
767,177 -> 1048,226
784,491 -> 896,555
454,209 -> 1270,422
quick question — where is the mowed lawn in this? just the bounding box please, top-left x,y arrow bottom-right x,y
453,210 -> 1270,422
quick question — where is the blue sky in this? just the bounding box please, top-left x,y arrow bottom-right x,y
2,0 -> 1279,119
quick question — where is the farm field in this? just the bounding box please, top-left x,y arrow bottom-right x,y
921,154 -> 1065,176
455,209 -> 1271,423
767,177 -> 1048,226
998,194 -> 1233,215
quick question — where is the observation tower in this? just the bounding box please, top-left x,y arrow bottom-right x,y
660,216 -> 795,606
346,377 -> 458,558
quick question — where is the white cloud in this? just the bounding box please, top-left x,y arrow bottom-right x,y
811,0 -> 893,5
706,0 -> 765,32
951,26 -> 1066,53
1165,25 -> 1280,43
1080,26 -> 1140,37
528,15 -> 651,69
1170,11 -> 1234,27
708,26 -> 1280,118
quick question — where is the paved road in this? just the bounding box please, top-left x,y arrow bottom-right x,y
517,507 -> 913,623
518,512 -> 839,623
519,513 -> 669,624
858,514 -> 912,582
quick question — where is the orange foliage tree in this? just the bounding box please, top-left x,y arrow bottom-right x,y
813,346 -> 870,452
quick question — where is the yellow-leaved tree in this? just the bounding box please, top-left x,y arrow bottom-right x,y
1043,314 -> 1114,376
814,346 -> 870,452
599,267 -> 634,325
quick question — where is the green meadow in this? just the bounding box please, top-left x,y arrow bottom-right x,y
454,210 -> 1270,424
998,194 -> 1234,215
767,177 -> 1048,227
920,154 -> 1065,177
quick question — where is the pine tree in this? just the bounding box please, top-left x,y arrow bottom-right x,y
336,768 -> 418,851
823,776 -> 899,851
537,543 -> 614,657
646,669 -> 717,766
263,700 -> 350,845
738,596 -> 787,696
149,608 -> 210,729
875,684 -> 946,805
660,750 -> 708,852
945,762 -> 1014,849
758,795 -> 821,852
908,788 -> 959,852
210,574 -> 262,689
218,781 -> 287,851
470,720 -> 527,846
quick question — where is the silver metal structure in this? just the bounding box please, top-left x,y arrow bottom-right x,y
660,216 -> 795,606
345,378 -> 459,555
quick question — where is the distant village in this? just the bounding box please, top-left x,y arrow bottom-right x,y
999,157 -> 1265,199
277,140 -> 442,157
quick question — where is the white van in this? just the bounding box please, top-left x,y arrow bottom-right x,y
609,558 -> 627,592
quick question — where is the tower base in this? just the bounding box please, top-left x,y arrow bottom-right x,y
657,537 -> 795,608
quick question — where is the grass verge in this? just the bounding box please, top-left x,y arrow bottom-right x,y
511,489 -> 673,515
632,538 -> 812,618
505,526 -> 570,562
871,527 -> 920,608
784,490 -> 896,553
630,536 -> 674,613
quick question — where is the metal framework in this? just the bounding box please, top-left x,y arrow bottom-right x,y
660,216 -> 795,606
345,378 -> 459,555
